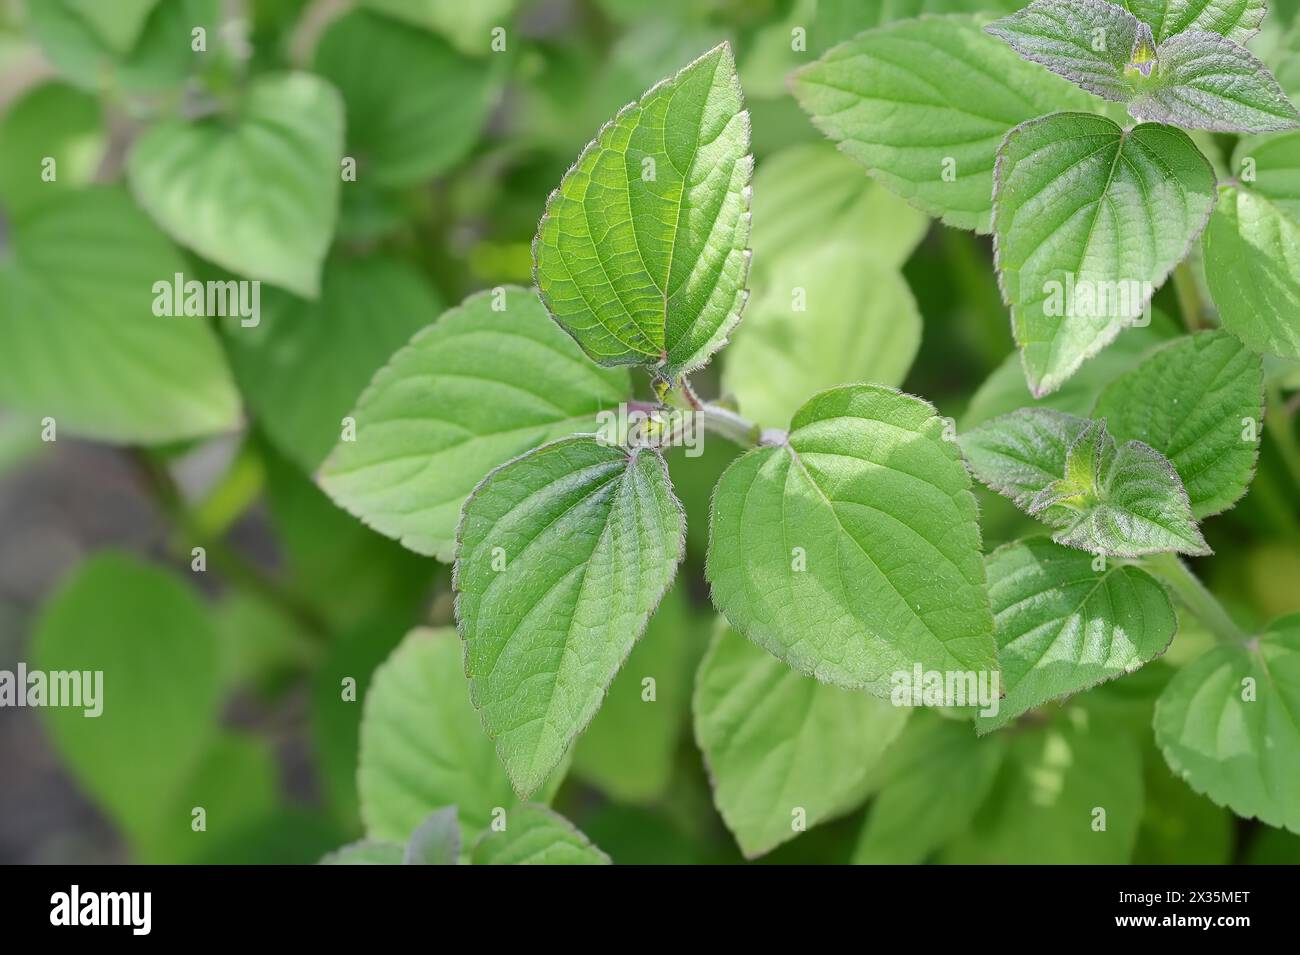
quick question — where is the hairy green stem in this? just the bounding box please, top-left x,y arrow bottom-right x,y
1145,551 -> 1246,645
1171,260 -> 1207,332
697,403 -> 764,448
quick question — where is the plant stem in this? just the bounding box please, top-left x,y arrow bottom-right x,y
1145,551 -> 1246,645
1266,384 -> 1300,489
697,403 -> 764,448
127,449 -> 330,639
1171,260 -> 1207,332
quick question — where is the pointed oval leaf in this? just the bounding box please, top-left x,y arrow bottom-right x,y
455,437 -> 685,797
693,625 -> 909,858
1093,330 -> 1263,517
958,407 -> 1092,517
533,43 -> 752,379
993,112 -> 1216,396
1130,31 -> 1300,133
977,537 -> 1176,733
986,0 -> 1140,103
127,72 -> 343,297
357,629 -> 565,845
318,287 -> 629,561
790,14 -> 1099,233
1120,0 -> 1265,43
707,384 -> 998,694
1155,614 -> 1300,832
470,805 -> 610,865
0,188 -> 239,444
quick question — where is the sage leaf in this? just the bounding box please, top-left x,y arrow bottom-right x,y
707,384 -> 998,694
694,625 -> 909,858
1155,613 -> 1300,832
1093,330 -> 1263,517
455,437 -> 685,797
791,14 -> 1098,233
978,537 -> 1177,733
318,286 -> 629,561
533,43 -> 752,379
993,112 -> 1216,396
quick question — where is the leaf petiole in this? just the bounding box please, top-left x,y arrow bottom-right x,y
1144,551 -> 1247,645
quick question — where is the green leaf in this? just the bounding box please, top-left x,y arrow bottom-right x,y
318,286 -> 629,560
943,708 -> 1143,863
1204,134 -> 1300,361
707,384 -> 998,694
0,82 -> 104,217
127,72 -> 343,297
533,43 -> 751,379
790,14 -> 1099,233
321,840 -> 404,865
572,582 -> 703,804
960,309 -> 1178,429
988,2 -> 1296,132
224,255 -> 442,471
852,713 -> 1005,864
357,629 -> 567,845
62,0 -> 161,53
0,187 -> 239,444
977,537 -> 1177,733
404,807 -> 461,864
1130,31 -> 1300,133
456,436 -> 685,797
313,10 -> 498,188
748,142 -> 928,277
1093,330 -> 1263,517
693,625 -> 910,858
1119,0 -> 1266,42
993,112 -> 1216,396
29,0 -> 218,93
31,554 -> 220,849
986,0 -> 1141,103
470,805 -> 611,865
360,0 -> 517,57
1154,613 -> 1300,832
722,244 -> 922,429
961,410 -> 1209,555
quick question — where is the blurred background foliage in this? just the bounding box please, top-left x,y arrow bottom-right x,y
1,0 -> 1299,864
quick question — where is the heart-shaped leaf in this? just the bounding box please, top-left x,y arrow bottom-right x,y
1155,613 -> 1300,832
993,112 -> 1216,396
455,437 -> 685,797
707,384 -> 998,694
0,188 -> 239,443
127,72 -> 344,297
791,14 -> 1099,233
1093,330 -> 1263,517
533,43 -> 752,379
318,286 -> 629,561
978,537 -> 1176,732
694,625 -> 909,858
